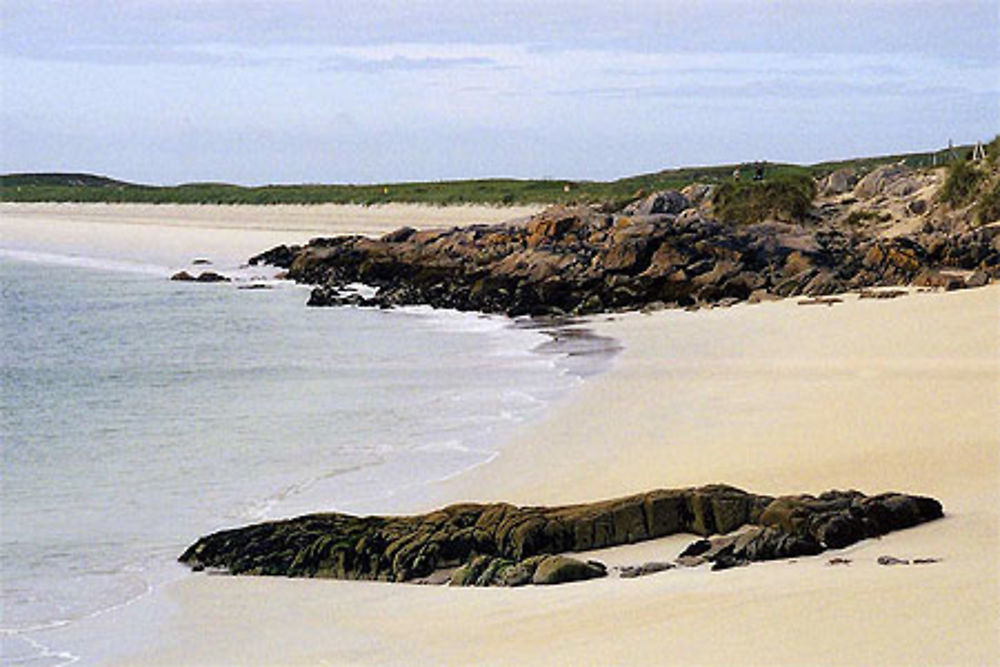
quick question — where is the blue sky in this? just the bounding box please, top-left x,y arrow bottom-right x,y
1,1 -> 997,184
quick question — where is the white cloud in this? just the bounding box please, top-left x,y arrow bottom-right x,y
2,2 -> 997,183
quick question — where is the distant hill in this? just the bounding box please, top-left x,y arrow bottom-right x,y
0,144 -> 976,207
1,173 -> 135,188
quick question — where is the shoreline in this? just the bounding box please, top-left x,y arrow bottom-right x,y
156,285 -> 998,666
155,284 -> 998,666
3,203 -> 997,665
0,202 -> 543,278
0,202 -> 610,665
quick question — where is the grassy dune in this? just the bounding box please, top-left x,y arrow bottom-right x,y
0,144 -> 974,207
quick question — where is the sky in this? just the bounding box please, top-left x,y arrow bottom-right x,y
1,1 -> 997,185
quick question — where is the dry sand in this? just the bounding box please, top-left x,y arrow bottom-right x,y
3,204 -> 997,665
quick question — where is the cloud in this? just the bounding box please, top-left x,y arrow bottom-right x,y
546,79 -> 984,102
316,55 -> 497,73
7,41 -> 498,72
3,0 -> 996,61
2,1 -> 997,184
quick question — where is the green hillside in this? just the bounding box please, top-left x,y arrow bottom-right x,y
0,144 -> 976,207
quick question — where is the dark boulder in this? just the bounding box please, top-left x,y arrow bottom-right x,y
195,271 -> 230,283
249,244 -> 301,269
171,270 -> 230,283
622,190 -> 690,217
531,555 -> 607,585
179,485 -> 942,585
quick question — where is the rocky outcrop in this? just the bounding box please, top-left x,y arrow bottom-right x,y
818,168 -> 858,196
677,490 -> 945,570
179,485 -> 942,586
621,190 -> 690,216
853,164 -> 915,200
450,554 -> 607,587
250,184 -> 999,316
170,270 -> 230,283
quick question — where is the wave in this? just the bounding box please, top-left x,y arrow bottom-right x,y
0,247 -> 291,287
0,248 -> 172,277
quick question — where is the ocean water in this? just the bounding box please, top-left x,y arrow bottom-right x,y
0,253 -> 603,665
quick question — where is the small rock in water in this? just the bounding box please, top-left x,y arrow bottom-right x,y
171,270 -> 230,283
194,271 -> 230,283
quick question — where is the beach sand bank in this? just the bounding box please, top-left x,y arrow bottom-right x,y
0,202 -> 541,269
3,204 -> 997,665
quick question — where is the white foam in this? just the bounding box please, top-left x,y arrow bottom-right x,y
341,282 -> 378,299
0,248 -> 171,277
411,439 -> 472,454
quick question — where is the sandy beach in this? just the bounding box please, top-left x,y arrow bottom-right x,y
0,202 -> 542,269
130,286 -> 999,666
3,204 -> 997,665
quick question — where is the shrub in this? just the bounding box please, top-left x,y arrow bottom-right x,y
711,173 -> 816,225
940,159 -> 982,206
975,180 -> 1000,224
985,135 -> 1000,166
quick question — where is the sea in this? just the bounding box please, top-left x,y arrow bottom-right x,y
0,248 -> 614,665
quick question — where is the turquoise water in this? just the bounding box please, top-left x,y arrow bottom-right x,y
0,255 -> 587,664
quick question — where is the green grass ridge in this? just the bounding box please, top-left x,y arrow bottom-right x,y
0,143 -> 982,207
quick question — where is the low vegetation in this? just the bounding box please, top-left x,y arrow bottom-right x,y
0,144 -> 976,208
975,136 -> 1000,224
937,135 -> 1000,225
711,171 -> 816,225
975,184 -> 1000,224
940,159 -> 983,206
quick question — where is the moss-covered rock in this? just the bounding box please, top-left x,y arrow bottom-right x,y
531,556 -> 607,585
179,485 -> 942,585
